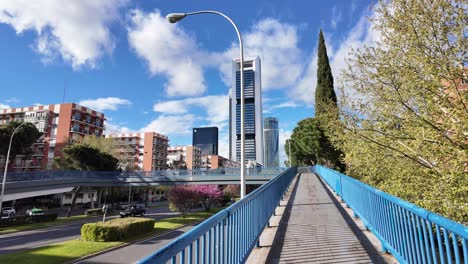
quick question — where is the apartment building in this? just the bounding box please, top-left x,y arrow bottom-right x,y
107,132 -> 169,171
167,146 -> 202,170
201,155 -> 240,169
0,103 -> 105,171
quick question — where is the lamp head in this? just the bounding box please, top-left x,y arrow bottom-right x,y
166,13 -> 186,23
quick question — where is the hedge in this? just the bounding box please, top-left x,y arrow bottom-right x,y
81,217 -> 155,242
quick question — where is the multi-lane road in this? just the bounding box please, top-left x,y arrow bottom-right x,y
0,205 -> 178,256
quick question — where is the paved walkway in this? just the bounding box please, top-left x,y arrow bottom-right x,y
267,173 -> 388,264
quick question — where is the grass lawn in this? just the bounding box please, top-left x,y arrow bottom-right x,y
0,215 -> 91,235
0,208 -> 224,264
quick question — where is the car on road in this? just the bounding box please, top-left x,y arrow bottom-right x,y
26,208 -> 44,216
1,207 -> 16,215
119,205 -> 147,217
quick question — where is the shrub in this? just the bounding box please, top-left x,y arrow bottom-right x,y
81,217 -> 155,242
168,186 -> 200,217
193,185 -> 223,211
223,185 -> 240,197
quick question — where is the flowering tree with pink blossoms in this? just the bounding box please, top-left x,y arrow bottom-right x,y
167,186 -> 200,217
193,185 -> 223,211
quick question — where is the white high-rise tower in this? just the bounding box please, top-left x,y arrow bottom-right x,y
229,56 -> 263,166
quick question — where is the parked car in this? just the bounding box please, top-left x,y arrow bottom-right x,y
1,207 -> 16,215
119,205 -> 147,217
1,211 -> 13,219
26,208 -> 44,216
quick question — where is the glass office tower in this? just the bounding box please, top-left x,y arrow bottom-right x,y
263,117 -> 279,167
229,56 -> 263,165
193,127 -> 218,155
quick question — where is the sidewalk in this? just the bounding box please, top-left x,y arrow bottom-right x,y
267,173 -> 388,264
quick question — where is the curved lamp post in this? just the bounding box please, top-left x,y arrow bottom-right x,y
0,122 -> 28,212
166,11 -> 246,198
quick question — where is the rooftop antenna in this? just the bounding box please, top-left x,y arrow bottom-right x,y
62,79 -> 67,103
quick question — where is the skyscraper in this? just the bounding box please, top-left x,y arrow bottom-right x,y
263,117 -> 279,167
229,56 -> 264,165
193,127 -> 218,155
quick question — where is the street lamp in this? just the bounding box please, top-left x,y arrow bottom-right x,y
166,11 -> 247,198
1,122 -> 28,212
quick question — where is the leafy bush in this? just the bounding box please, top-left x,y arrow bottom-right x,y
223,185 -> 240,197
168,186 -> 200,217
81,217 -> 154,242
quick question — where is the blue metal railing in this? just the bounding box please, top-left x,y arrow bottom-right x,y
4,167 -> 286,183
138,167 -> 298,264
315,165 -> 467,264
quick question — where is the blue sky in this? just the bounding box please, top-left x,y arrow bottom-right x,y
0,0 -> 378,164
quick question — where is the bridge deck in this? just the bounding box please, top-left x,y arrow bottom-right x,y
267,173 -> 388,264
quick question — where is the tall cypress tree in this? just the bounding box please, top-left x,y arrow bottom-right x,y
314,29 -> 344,171
315,29 -> 337,116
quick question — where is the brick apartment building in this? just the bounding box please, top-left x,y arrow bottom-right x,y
0,103 -> 105,171
201,155 -> 240,169
167,146 -> 202,170
107,132 -> 169,171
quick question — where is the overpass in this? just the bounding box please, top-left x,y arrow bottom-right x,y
139,166 -> 467,264
1,168 -> 285,201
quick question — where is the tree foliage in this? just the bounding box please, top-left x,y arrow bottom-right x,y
193,185 -> 223,211
54,144 -> 119,171
81,135 -> 133,170
168,186 -> 200,217
285,118 -> 321,166
315,29 -> 338,116
0,121 -> 41,161
323,0 -> 467,222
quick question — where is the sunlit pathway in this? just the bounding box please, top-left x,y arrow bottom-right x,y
268,173 -> 387,264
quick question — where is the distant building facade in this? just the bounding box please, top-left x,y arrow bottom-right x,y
107,132 -> 169,171
229,56 -> 264,165
0,103 -> 105,171
201,155 -> 240,169
192,127 -> 218,155
167,146 -> 202,170
263,117 -> 279,167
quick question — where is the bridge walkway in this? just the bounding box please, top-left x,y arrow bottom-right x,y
267,173 -> 388,264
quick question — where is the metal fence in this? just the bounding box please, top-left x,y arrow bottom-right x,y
4,167 -> 287,183
138,167 -> 298,264
315,165 -> 467,264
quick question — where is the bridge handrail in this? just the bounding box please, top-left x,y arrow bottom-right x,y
314,165 -> 467,264
4,167 -> 287,182
138,167 -> 298,264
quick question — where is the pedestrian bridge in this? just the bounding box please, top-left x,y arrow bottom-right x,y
1,168 -> 284,201
139,166 -> 467,264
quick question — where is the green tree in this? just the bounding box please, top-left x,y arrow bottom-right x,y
325,0 -> 467,222
0,121 -> 41,166
285,118 -> 321,166
54,144 -> 119,171
315,29 -> 337,116
54,144 -> 119,216
82,135 -> 133,170
314,30 -> 344,170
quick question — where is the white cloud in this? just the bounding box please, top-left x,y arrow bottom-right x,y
331,6 -> 343,29
0,0 -> 128,69
127,9 -> 206,97
141,114 -> 196,135
153,95 -> 229,127
292,9 -> 380,105
79,97 -> 132,112
264,100 -> 300,114
5,98 -> 19,103
104,122 -> 134,135
218,18 -> 303,90
0,103 -> 11,109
